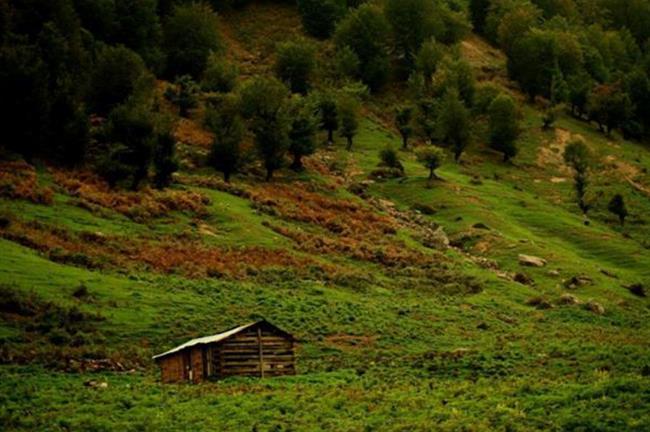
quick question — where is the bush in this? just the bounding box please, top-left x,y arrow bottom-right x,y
297,0 -> 346,39
202,54 -> 238,93
608,194 -> 628,226
379,146 -> 403,171
164,75 -> 200,117
163,2 -> 222,79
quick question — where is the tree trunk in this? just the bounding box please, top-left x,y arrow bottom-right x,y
402,135 -> 408,149
223,171 -> 231,183
346,136 -> 353,151
327,129 -> 334,145
290,154 -> 303,172
265,168 -> 273,182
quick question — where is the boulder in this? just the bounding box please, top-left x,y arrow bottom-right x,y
557,294 -> 580,305
518,254 -> 547,267
564,275 -> 593,289
624,283 -> 646,298
514,272 -> 535,286
584,300 -> 605,315
526,296 -> 553,310
421,227 -> 449,250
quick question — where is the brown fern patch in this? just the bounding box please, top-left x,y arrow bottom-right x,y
0,161 -> 53,205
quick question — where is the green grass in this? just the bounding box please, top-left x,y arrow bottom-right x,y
2,5 -> 650,429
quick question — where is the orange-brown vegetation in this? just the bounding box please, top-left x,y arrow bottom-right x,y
249,183 -> 398,239
174,117 -> 214,148
52,170 -> 211,221
0,218 -> 328,279
130,240 -> 324,278
0,161 -> 54,205
268,223 -> 432,268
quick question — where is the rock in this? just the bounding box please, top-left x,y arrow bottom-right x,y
472,222 -> 490,230
84,380 -> 108,389
518,254 -> 547,267
600,269 -> 618,279
476,322 -> 489,330
557,294 -> 580,305
548,269 -> 561,277
421,227 -> 449,250
584,300 -> 605,315
526,296 -> 553,310
624,283 -> 646,298
514,272 -> 535,286
564,275 -> 593,289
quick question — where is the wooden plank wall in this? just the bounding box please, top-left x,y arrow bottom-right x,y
158,354 -> 184,383
216,324 -> 295,378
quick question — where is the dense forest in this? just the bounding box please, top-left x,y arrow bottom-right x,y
1,0 -> 648,187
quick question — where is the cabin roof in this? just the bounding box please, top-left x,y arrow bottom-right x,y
152,320 -> 291,360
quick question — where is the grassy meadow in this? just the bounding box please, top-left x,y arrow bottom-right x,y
1,2 -> 650,431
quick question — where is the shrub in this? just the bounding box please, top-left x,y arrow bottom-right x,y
297,0 -> 346,39
164,75 -> 200,117
288,96 -> 318,171
202,54 -> 238,93
379,146 -> 403,171
608,194 -> 628,225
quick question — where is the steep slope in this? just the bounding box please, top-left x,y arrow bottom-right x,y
1,4 -> 650,431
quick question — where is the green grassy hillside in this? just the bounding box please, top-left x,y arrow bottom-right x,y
1,3 -> 650,431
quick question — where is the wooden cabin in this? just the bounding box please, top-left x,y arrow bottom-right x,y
153,320 -> 296,383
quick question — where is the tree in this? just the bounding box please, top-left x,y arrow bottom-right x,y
563,137 -> 591,214
113,0 -> 164,72
334,45 -> 361,80
335,4 -> 391,91
567,71 -> 593,118
101,103 -> 156,189
275,38 -> 316,94
395,106 -> 414,149
508,29 -> 559,100
288,97 -> 318,171
416,146 -> 445,184
438,90 -> 471,162
88,45 -> 151,116
488,94 -> 519,162
587,83 -> 634,135
164,75 -> 200,117
384,0 -> 441,73
202,54 -> 238,93
415,39 -> 444,88
434,58 -> 476,106
469,0 -> 490,34
0,43 -> 51,160
608,194 -> 628,225
297,0 -> 346,39
416,97 -> 438,145
240,77 -> 290,181
339,96 -> 360,151
205,95 -> 245,182
163,2 -> 222,79
316,91 -> 339,145
153,123 -> 179,189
